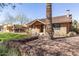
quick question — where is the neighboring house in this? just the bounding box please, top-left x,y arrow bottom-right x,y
27,15 -> 72,36
0,25 -> 3,32
3,24 -> 27,33
3,24 -> 13,32
13,25 -> 27,32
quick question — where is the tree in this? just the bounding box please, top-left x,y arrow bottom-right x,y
46,3 -> 54,39
0,3 -> 17,11
72,20 -> 79,33
4,12 -> 15,24
72,20 -> 78,28
15,13 -> 29,25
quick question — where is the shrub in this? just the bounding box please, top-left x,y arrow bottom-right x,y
26,29 -> 32,36
0,45 -> 8,56
66,31 -> 77,37
0,45 -> 20,56
7,48 -> 21,56
71,26 -> 79,34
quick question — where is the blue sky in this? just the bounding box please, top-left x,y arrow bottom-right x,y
0,3 -> 79,24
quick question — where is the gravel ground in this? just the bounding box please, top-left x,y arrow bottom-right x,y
18,35 -> 79,56
3,35 -> 79,56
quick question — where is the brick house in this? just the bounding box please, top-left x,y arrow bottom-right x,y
27,15 -> 72,36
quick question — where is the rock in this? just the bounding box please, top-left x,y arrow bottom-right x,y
67,31 -> 77,37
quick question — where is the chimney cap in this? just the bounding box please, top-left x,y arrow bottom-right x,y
66,10 -> 70,11
65,9 -> 72,17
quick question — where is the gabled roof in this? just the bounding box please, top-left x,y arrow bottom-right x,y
27,15 -> 72,26
28,20 -> 46,26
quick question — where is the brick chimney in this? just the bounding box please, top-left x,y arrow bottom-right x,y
45,3 -> 54,39
46,3 -> 52,24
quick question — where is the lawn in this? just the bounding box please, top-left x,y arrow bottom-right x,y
0,32 -> 30,42
0,32 -> 31,56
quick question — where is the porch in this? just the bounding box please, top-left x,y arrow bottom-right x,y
28,20 -> 46,34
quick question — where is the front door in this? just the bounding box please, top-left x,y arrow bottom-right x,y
40,25 -> 43,32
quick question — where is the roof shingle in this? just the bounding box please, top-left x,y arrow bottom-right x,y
28,15 -> 72,25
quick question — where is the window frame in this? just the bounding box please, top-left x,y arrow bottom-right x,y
53,23 -> 61,30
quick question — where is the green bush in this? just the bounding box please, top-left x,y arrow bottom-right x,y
0,45 -> 8,56
71,23 -> 79,34
71,27 -> 79,34
0,45 -> 21,56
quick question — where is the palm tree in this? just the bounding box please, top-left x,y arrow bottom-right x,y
46,3 -> 54,39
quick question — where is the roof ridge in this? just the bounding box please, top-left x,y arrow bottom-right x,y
52,15 -> 67,18
35,15 -> 67,20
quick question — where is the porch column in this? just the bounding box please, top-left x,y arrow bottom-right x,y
43,25 -> 46,34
